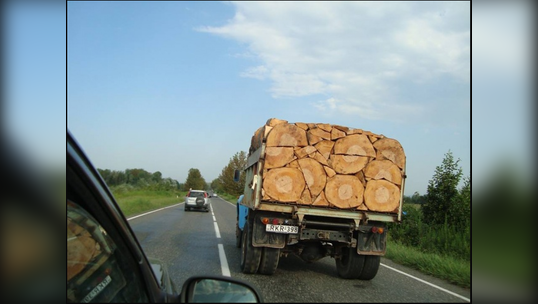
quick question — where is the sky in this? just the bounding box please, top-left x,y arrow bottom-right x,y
63,1 -> 472,196
8,1 -> 531,198
59,1 -> 469,197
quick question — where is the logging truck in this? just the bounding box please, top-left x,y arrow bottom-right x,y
235,118 -> 406,279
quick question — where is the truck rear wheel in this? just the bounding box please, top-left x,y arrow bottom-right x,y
358,255 -> 380,280
336,247 -> 365,279
235,223 -> 242,248
258,247 -> 280,275
240,221 -> 261,274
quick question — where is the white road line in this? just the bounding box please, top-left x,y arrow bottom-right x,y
212,215 -> 217,221
214,222 -> 221,238
127,203 -> 181,221
218,244 -> 231,277
381,263 -> 470,302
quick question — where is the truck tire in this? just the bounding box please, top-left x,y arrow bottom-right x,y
336,247 -> 365,279
258,247 -> 280,275
358,255 -> 380,280
235,223 -> 242,248
240,221 -> 261,274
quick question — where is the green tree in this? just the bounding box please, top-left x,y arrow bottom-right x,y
422,150 -> 466,227
152,171 -> 162,183
211,178 -> 221,192
449,175 -> 470,229
184,168 -> 206,190
217,151 -> 247,196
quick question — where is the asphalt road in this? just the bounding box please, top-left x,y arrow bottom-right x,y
128,197 -> 470,303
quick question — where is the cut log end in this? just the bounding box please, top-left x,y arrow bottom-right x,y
263,168 -> 306,202
266,123 -> 308,147
325,175 -> 364,209
364,159 -> 403,185
364,180 -> 400,212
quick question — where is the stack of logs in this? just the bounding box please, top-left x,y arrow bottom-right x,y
250,118 -> 406,213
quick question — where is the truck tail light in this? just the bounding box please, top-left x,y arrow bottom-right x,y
371,227 -> 384,234
260,217 -> 282,225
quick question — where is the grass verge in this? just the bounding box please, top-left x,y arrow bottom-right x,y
385,241 -> 470,288
113,190 -> 186,217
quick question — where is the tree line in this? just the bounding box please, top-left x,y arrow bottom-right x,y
97,168 -> 180,191
97,151 -> 248,195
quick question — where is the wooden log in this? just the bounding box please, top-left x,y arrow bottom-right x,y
298,158 -> 327,197
363,160 -> 402,185
334,134 -> 376,157
312,191 -> 330,207
314,140 -> 335,160
266,123 -> 308,147
333,125 -> 350,133
294,146 -> 317,159
325,175 -> 364,208
368,134 -> 379,144
306,130 -> 324,145
346,128 -> 363,135
328,154 -> 370,174
311,151 -> 329,166
364,180 -> 400,212
250,126 -> 264,152
323,165 -> 337,178
262,188 -> 271,200
331,128 -> 346,140
266,118 -> 288,127
262,168 -> 306,202
250,125 -> 273,153
373,138 -> 406,169
355,171 -> 366,186
295,122 -> 309,130
67,218 -> 101,280
286,160 -> 300,168
309,127 -> 331,140
357,203 -> 368,210
298,188 -> 312,205
264,147 -> 295,169
317,123 -> 332,133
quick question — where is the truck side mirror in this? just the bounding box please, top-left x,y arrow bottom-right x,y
233,170 -> 240,182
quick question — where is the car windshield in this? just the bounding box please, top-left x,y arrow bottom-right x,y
189,192 -> 205,198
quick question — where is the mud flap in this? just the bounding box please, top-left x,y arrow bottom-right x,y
251,216 -> 287,249
356,230 -> 386,255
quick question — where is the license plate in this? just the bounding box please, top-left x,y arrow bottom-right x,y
266,224 -> 299,234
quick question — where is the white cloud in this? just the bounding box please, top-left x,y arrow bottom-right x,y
240,65 -> 268,80
198,1 -> 470,123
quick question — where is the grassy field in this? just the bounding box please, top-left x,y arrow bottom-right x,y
113,189 -> 187,217
113,190 -> 469,289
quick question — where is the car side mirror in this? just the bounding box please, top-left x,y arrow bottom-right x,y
233,170 -> 240,182
179,275 -> 262,303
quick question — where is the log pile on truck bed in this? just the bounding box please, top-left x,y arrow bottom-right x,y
250,118 -> 406,213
